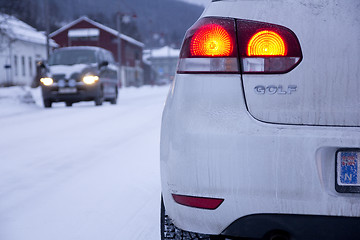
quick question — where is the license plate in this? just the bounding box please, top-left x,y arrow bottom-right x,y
58,88 -> 77,94
336,149 -> 360,193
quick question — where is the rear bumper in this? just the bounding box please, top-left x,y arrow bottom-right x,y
222,214 -> 360,240
160,74 -> 360,235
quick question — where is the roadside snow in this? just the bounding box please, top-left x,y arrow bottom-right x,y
144,46 -> 180,59
0,85 -> 169,240
0,86 -> 38,118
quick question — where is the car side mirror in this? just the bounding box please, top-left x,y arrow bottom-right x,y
99,61 -> 109,68
38,61 -> 47,69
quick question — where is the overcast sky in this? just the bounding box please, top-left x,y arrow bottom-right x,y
181,0 -> 211,7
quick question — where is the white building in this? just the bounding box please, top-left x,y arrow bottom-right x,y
143,46 -> 180,84
0,14 -> 57,86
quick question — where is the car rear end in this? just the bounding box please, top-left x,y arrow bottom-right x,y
160,0 -> 360,239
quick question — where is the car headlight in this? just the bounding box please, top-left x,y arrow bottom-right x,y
40,77 -> 54,86
82,75 -> 99,85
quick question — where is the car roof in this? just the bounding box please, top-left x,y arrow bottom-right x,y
54,46 -> 105,53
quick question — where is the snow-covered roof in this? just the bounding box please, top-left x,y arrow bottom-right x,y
144,46 -> 180,59
50,16 -> 144,48
0,14 -> 58,47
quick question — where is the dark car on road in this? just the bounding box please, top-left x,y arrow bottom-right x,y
40,46 -> 118,108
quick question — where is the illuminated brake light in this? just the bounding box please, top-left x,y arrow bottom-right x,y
238,19 -> 302,74
191,24 -> 233,57
172,194 -> 224,210
177,17 -> 302,74
247,30 -> 287,56
177,18 -> 239,73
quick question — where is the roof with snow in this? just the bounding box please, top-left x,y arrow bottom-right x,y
50,16 -> 144,48
144,46 -> 180,59
0,14 -> 58,47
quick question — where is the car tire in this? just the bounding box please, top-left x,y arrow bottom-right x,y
65,102 -> 73,107
94,88 -> 103,106
110,87 -> 118,105
161,197 -> 219,240
44,99 -> 52,108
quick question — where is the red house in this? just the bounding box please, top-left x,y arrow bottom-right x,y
50,16 -> 144,87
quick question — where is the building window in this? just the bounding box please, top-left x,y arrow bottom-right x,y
70,36 -> 99,41
21,56 -> 25,76
68,28 -> 100,42
14,55 -> 18,76
29,57 -> 33,77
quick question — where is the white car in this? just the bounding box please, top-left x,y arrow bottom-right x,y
160,0 -> 360,239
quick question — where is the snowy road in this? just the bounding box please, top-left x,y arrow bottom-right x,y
0,86 -> 169,240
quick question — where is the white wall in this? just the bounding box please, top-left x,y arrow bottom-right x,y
123,66 -> 144,87
0,35 -> 47,86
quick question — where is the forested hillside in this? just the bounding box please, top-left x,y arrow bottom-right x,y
0,0 -> 204,47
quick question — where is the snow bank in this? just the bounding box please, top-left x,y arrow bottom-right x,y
0,86 -> 38,117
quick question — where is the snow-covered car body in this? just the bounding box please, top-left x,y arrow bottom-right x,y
160,0 -> 360,239
40,46 -> 118,107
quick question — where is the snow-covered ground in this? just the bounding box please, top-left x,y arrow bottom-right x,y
0,86 -> 170,240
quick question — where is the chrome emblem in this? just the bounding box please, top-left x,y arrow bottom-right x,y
254,85 -> 297,95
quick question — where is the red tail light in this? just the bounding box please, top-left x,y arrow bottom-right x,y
177,17 -> 302,74
178,18 -> 239,74
172,194 -> 224,210
238,19 -> 302,74
190,24 -> 234,57
247,30 -> 287,56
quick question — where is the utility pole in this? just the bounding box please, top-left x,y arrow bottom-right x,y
7,39 -> 14,86
44,0 -> 50,59
116,12 -> 123,88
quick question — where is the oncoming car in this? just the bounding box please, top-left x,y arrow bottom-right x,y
160,0 -> 360,240
40,46 -> 118,108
